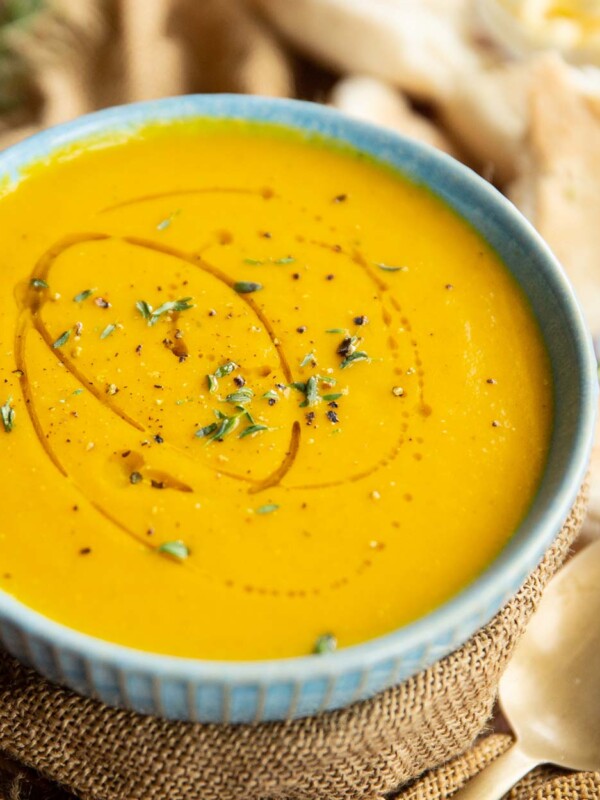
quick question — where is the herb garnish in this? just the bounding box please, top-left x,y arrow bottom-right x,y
300,352 -> 316,368
73,288 -> 96,303
262,390 -> 278,401
257,503 -> 279,514
195,422 -> 218,439
314,633 -> 337,655
157,540 -> 189,560
136,297 -> 194,326
291,375 -> 339,407
301,375 -> 320,407
207,361 -> 238,393
322,392 -> 343,401
239,424 -> 268,439
210,415 -> 239,441
30,278 -> 48,290
1,398 -> 15,432
233,281 -> 263,294
243,256 -> 295,266
225,387 -> 254,405
214,361 -> 237,378
100,323 -> 117,340
325,328 -> 346,334
340,351 -> 370,369
156,210 -> 180,231
52,330 -> 71,349
375,262 -> 407,272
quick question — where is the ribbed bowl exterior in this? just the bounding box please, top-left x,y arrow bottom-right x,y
0,583 -> 513,722
0,95 -> 596,723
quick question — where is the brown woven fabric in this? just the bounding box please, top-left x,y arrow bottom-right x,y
0,487 -> 589,800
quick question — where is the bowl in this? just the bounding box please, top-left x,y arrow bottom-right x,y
0,95 -> 596,724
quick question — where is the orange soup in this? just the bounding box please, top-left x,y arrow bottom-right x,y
0,122 -> 552,659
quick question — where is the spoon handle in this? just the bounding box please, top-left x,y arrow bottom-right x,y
451,744 -> 539,800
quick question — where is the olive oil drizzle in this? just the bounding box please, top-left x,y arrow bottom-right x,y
10,187 -> 429,597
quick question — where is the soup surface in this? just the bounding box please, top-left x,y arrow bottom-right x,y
0,121 -> 552,659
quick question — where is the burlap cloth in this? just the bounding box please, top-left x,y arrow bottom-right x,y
0,486 -> 594,800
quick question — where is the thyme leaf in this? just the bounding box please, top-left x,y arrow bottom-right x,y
375,262 -> 407,273
52,330 -> 71,349
340,351 -> 370,369
257,503 -> 279,514
136,300 -> 152,321
207,414 -> 239,442
239,424 -> 268,439
225,388 -> 254,405
314,633 -> 337,655
299,375 -> 320,408
73,288 -> 96,303
1,398 -> 15,432
214,361 -> 237,378
100,323 -> 117,340
156,210 -> 180,231
157,540 -> 189,560
233,281 -> 262,294
300,352 -> 316,368
195,422 -> 218,438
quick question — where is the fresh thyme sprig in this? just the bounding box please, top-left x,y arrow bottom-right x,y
136,297 -> 194,326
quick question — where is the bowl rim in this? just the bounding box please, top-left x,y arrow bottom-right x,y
0,93 -> 597,684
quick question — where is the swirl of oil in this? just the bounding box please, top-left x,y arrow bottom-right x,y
12,186 -> 431,596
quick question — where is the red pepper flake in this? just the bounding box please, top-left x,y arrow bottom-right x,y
95,297 -> 111,309
486,378 -> 497,384
292,273 -> 300,280
333,194 -> 347,203
151,479 -> 165,489
305,411 -> 316,426
326,274 -> 335,281
445,284 -> 454,290
135,344 -> 143,355
79,547 -> 92,556
233,376 -> 246,388
492,420 -> 500,427
354,315 -> 368,326
154,434 -> 164,444
296,326 -> 307,333
326,409 -> 339,423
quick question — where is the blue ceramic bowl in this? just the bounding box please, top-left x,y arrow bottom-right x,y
0,95 -> 596,724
